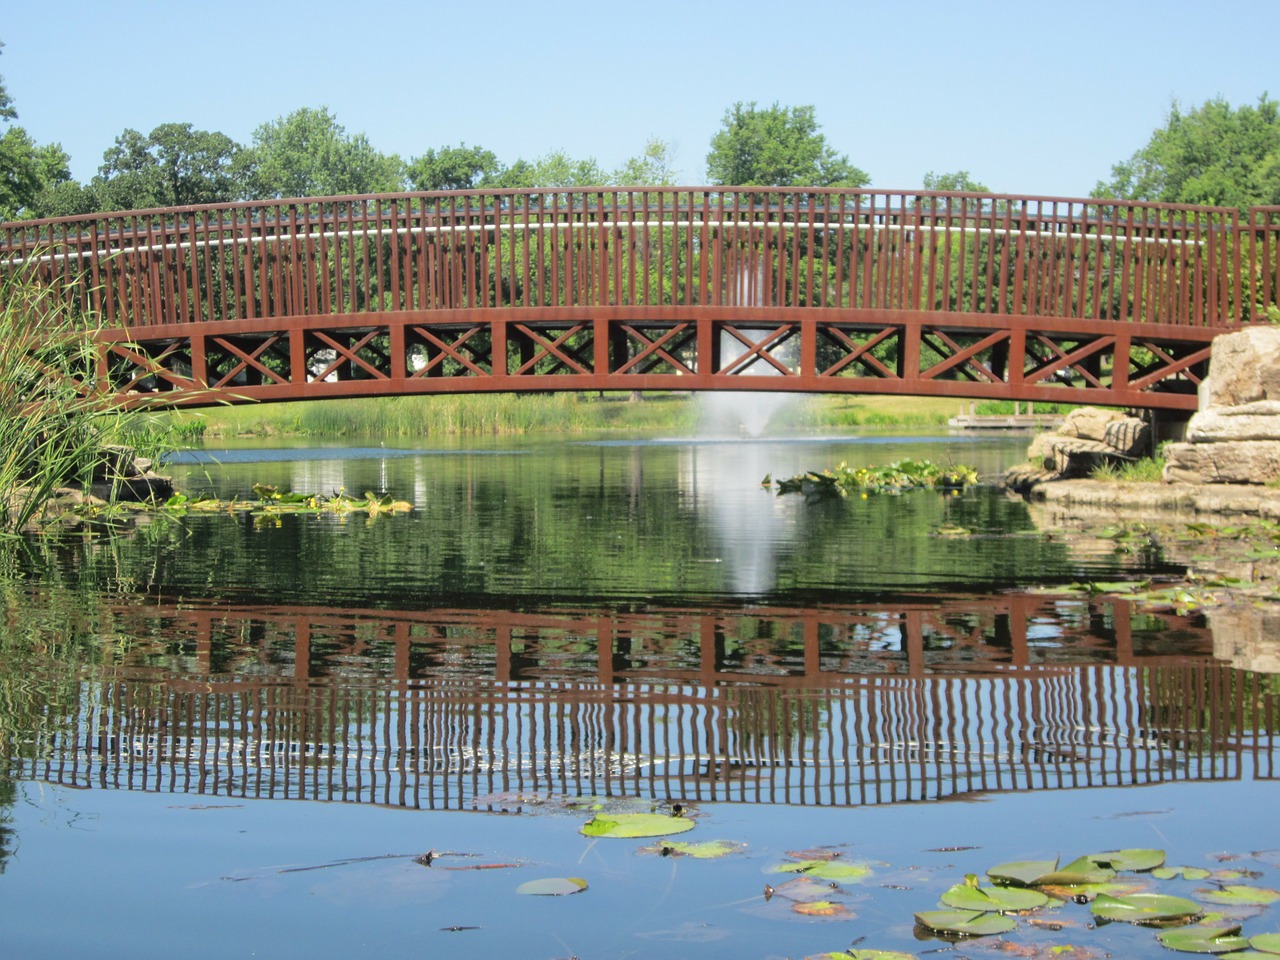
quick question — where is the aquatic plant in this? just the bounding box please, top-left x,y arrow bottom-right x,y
767,459 -> 980,497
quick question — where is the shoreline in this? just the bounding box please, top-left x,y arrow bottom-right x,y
1021,478 -> 1280,520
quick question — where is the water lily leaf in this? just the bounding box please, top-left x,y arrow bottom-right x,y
772,859 -> 874,882
1090,892 -> 1201,924
1249,933 -> 1280,953
806,953 -> 918,960
516,877 -> 588,896
1156,926 -> 1249,954
638,839 -> 745,859
792,900 -> 853,918
914,909 -> 1017,936
1087,849 -> 1166,872
1156,867 -> 1215,881
988,858 -> 1059,886
1039,855 -> 1118,885
580,813 -> 694,839
1197,886 -> 1280,907
1041,880 -> 1149,901
940,882 -> 1050,911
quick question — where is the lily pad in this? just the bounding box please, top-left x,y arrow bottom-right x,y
1087,849 -> 1166,872
940,882 -> 1050,912
1040,880 -> 1149,901
1249,934 -> 1280,953
1090,892 -> 1201,924
914,909 -> 1017,936
516,877 -> 588,896
1156,926 -> 1249,954
1197,886 -> 1280,907
772,859 -> 874,882
1156,867 -> 1215,881
988,858 -> 1060,886
580,813 -> 694,839
805,951 -> 917,960
792,900 -> 853,918
1039,855 -> 1118,886
638,839 -> 745,860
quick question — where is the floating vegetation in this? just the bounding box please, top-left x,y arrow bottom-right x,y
161,484 -> 413,519
515,877 -> 588,896
579,811 -> 694,839
1089,892 -> 1202,925
1155,923 -> 1250,953
637,839 -> 745,859
766,459 -> 980,498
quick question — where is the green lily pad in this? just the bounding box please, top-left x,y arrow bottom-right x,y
1090,892 -> 1201,924
808,952 -> 917,960
1041,880 -> 1150,901
581,813 -> 695,839
940,882 -> 1050,912
1198,886 -> 1280,907
988,858 -> 1060,886
1249,934 -> 1280,953
1087,849 -> 1166,872
516,877 -> 588,896
1039,855 -> 1118,886
1156,926 -> 1249,954
772,859 -> 874,882
914,909 -> 1017,936
638,839 -> 745,859
1156,867 -> 1215,881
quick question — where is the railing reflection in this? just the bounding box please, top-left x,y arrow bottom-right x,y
6,595 -> 1277,809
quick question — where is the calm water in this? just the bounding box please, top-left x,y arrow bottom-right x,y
1,430 -> 1276,959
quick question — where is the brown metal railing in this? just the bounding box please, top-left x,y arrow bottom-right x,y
3,189 -> 1276,330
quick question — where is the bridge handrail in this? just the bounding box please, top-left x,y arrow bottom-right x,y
1,187 -> 1275,330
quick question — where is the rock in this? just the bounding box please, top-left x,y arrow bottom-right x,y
1057,407 -> 1126,443
1205,326 -> 1280,408
1102,417 -> 1150,458
1163,440 -> 1280,485
1186,406 -> 1280,443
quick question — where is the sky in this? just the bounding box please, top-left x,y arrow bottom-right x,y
3,0 -> 1276,199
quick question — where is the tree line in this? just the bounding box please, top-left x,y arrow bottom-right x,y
1,37 -> 1277,221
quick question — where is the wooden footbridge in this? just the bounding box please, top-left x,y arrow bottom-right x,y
5,189 -> 1279,410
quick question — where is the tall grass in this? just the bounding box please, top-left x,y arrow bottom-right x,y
0,264 -> 155,533
175,392 -> 971,440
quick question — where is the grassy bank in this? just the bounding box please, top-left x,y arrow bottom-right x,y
164,393 -> 1042,441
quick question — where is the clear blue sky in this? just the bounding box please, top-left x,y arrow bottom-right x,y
4,0 -> 1275,198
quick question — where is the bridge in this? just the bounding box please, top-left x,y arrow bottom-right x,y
4,188 -> 1279,410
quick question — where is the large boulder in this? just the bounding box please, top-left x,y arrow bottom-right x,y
1185,400 -> 1280,443
1205,326 -> 1280,408
1163,440 -> 1280,484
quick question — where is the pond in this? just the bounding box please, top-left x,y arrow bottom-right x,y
1,426 -> 1276,960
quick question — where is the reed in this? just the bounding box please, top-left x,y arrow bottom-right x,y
0,264 -> 162,533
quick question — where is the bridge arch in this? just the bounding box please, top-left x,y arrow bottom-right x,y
3,188 -> 1278,410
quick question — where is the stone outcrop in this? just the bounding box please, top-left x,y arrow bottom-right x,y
1164,326 -> 1280,485
1003,407 -> 1150,491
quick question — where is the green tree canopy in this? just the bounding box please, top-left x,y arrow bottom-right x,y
921,170 -> 990,193
406,143 -> 502,192
706,102 -> 869,188
0,40 -> 80,220
93,122 -> 243,210
612,138 -> 679,186
244,107 -> 404,199
1092,95 -> 1280,210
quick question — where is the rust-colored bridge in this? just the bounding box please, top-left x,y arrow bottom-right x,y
5,188 -> 1279,410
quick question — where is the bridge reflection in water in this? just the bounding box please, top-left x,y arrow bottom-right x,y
10,594 -> 1277,809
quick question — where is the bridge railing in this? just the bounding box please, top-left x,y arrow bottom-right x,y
2,188 -> 1274,330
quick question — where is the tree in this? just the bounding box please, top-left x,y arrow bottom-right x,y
1092,95 -> 1280,210
244,107 -> 404,199
706,102 -> 869,188
613,137 -> 680,186
406,143 -> 501,192
93,122 -> 243,210
921,170 -> 990,193
0,41 -> 80,219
